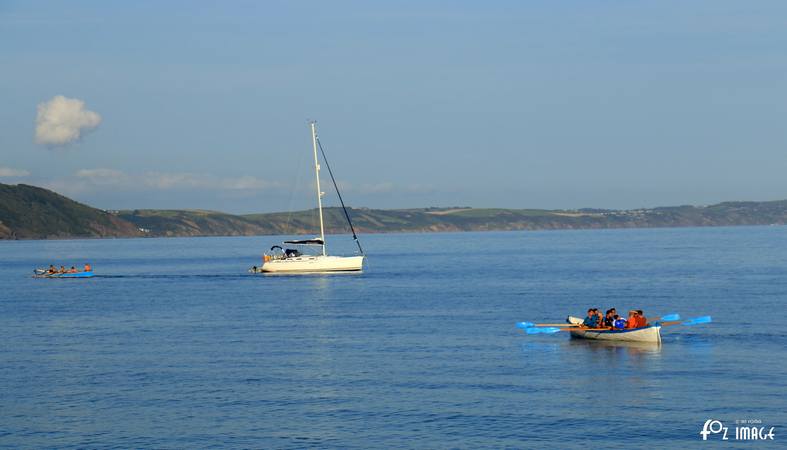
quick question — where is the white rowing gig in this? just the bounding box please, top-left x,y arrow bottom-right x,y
566,316 -> 662,343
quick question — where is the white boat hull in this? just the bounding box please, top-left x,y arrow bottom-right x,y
261,255 -> 364,273
566,316 -> 662,343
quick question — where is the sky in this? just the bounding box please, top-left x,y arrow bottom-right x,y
2,0 -> 787,213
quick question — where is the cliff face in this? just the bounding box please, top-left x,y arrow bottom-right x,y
116,209 -> 270,237
0,183 -> 142,239
2,182 -> 787,240
122,202 -> 787,237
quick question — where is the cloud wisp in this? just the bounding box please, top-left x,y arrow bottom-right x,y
35,95 -> 102,146
75,168 -> 125,182
69,168 -> 279,192
337,181 -> 435,195
0,167 -> 31,178
141,172 -> 279,191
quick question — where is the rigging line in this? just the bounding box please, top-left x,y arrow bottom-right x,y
284,140 -> 308,236
316,137 -> 364,255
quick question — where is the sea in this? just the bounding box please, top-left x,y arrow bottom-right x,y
1,226 -> 785,448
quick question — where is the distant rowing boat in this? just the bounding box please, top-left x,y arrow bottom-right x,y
33,270 -> 94,279
518,314 -> 711,343
566,316 -> 661,343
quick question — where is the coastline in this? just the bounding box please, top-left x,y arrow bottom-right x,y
1,222 -> 784,242
3,183 -> 787,240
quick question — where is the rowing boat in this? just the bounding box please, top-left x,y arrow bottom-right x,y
566,316 -> 662,343
33,271 -> 94,279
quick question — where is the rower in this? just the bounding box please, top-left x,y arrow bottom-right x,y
69,266 -> 77,273
48,265 -> 57,274
84,263 -> 92,272
59,265 -> 66,273
604,308 -> 617,328
637,310 -> 648,327
582,308 -> 600,328
626,310 -> 640,329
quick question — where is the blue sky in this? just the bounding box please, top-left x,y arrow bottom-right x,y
2,1 -> 786,213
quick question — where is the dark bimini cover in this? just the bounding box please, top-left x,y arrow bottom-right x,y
283,239 -> 325,246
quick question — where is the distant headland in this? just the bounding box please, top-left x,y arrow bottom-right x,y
2,182 -> 786,240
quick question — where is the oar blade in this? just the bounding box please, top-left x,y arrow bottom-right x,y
660,313 -> 680,322
683,316 -> 712,326
525,327 -> 561,335
516,322 -> 535,329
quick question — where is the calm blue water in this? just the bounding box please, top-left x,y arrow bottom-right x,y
1,227 -> 786,448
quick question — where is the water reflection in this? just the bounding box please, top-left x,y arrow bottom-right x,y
563,338 -> 663,377
521,337 -> 663,358
667,335 -> 714,355
521,341 -> 562,354
524,338 -> 670,410
519,337 -> 664,379
565,338 -> 663,358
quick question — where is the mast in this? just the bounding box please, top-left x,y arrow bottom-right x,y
310,121 -> 327,256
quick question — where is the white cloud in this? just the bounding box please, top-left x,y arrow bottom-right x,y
76,169 -> 124,179
141,172 -> 277,191
40,169 -> 281,204
76,168 -> 125,181
339,181 -> 434,195
0,167 -> 30,177
35,95 -> 102,146
359,182 -> 395,194
219,175 -> 275,190
142,172 -> 204,189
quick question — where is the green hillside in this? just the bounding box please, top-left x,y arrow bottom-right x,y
2,182 -> 787,239
0,183 -> 142,239
116,209 -> 269,237
125,202 -> 787,237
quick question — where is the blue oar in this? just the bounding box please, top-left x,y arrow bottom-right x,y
658,313 -> 681,322
683,315 -> 712,326
525,327 -> 563,335
518,322 -> 578,329
660,316 -> 712,327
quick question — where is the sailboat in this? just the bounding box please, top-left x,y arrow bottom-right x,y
257,121 -> 365,273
